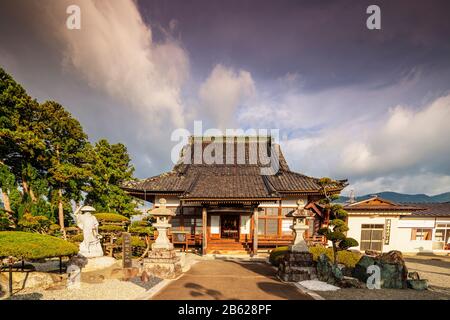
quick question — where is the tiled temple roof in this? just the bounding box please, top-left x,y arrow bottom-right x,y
407,202 -> 450,217
122,137 -> 347,200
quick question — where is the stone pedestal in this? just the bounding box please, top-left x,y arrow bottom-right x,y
143,249 -> 182,279
278,251 -> 316,282
277,220 -> 315,282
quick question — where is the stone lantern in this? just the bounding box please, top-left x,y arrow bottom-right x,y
288,200 -> 314,252
143,198 -> 181,279
149,198 -> 176,250
277,200 -> 316,282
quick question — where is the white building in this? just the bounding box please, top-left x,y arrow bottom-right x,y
344,196 -> 450,254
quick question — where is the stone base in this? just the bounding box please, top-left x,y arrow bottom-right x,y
278,251 -> 316,282
81,256 -> 118,273
143,249 -> 182,279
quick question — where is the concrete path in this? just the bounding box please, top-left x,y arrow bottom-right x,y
151,259 -> 312,300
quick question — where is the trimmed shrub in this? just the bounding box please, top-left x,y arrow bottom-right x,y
0,231 -> 78,259
18,214 -> 51,233
269,246 -> 362,268
269,246 -> 289,266
116,235 -> 147,248
129,226 -> 154,236
94,213 -> 129,223
70,234 -> 84,243
98,225 -> 125,233
309,246 -> 361,268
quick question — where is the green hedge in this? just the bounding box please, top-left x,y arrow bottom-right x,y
129,226 -> 154,236
116,236 -> 147,247
98,225 -> 125,233
0,231 -> 79,259
269,246 -> 362,268
94,213 -> 129,223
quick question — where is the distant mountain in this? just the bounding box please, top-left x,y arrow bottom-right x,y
338,191 -> 450,204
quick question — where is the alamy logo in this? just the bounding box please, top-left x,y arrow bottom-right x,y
66,5 -> 81,30
366,265 -> 381,289
366,5 -> 381,30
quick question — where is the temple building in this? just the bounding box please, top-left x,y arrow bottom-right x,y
122,136 -> 346,254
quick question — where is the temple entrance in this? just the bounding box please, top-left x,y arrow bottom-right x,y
221,215 -> 240,239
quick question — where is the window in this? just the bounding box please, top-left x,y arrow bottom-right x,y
266,219 -> 279,235
171,217 -> 182,232
411,228 -> 432,241
258,207 -> 281,236
282,218 -> 293,235
195,218 -> 203,235
360,224 -> 384,251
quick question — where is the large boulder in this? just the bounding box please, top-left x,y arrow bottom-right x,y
352,250 -> 408,289
0,271 -> 64,290
352,255 -> 376,283
316,254 -> 363,288
316,254 -> 335,284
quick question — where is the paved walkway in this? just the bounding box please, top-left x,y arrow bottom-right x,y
151,259 -> 312,300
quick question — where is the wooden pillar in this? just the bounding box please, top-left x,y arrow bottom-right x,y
202,207 -> 207,255
253,207 -> 258,255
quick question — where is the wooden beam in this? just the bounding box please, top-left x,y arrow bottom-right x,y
253,207 -> 258,255
202,207 -> 207,255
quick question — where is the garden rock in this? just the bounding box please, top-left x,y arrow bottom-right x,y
316,254 -> 335,284
339,276 -> 364,288
407,279 -> 428,290
352,250 -> 408,289
0,271 -> 63,290
352,255 -> 375,282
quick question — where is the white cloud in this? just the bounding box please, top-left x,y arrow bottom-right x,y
46,0 -> 189,129
198,64 -> 255,130
277,93 -> 450,195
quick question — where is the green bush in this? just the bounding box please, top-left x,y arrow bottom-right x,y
129,226 -> 154,236
0,231 -> 78,259
116,235 -> 147,247
269,246 -> 289,266
18,213 -> 52,233
309,246 -> 361,268
94,213 -> 129,223
70,234 -> 84,243
269,246 -> 362,268
98,225 -> 125,233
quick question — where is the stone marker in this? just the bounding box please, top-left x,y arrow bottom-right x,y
122,232 -> 133,268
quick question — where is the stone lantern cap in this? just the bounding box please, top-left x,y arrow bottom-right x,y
80,205 -> 96,213
286,200 -> 313,218
148,198 -> 176,217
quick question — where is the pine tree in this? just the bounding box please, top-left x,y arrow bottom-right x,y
85,139 -> 139,216
318,177 -> 359,266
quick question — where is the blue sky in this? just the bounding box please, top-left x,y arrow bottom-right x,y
1,0 -> 450,196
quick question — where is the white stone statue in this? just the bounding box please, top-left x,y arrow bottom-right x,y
74,206 -> 103,258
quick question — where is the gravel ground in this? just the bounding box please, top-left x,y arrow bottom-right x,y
312,254 -> 450,300
9,277 -> 162,300
3,258 -> 163,300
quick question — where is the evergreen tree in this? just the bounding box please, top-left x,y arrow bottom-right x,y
318,177 -> 358,266
0,68 -> 46,205
85,139 -> 138,216
36,101 -> 91,237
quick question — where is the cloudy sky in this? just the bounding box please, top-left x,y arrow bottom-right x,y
1,0 -> 450,196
